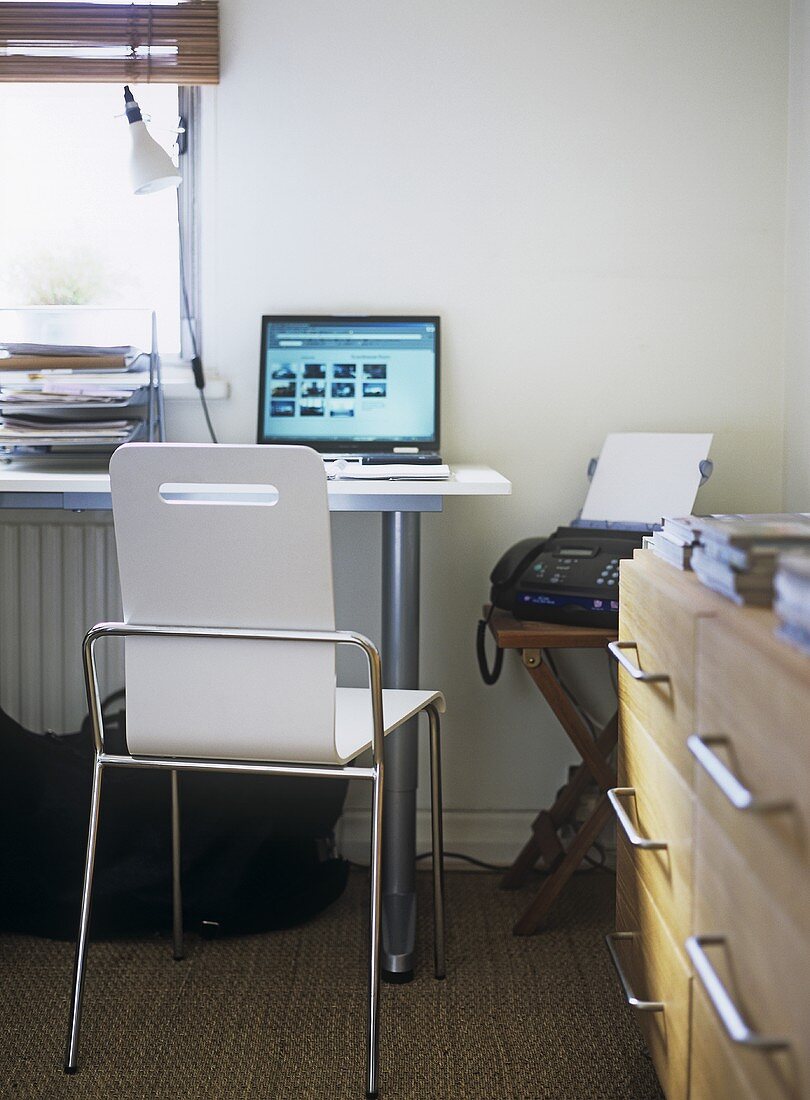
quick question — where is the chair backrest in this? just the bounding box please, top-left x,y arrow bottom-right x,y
109,443 -> 341,763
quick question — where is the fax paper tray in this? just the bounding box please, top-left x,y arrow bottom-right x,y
569,433 -> 714,532
570,517 -> 660,532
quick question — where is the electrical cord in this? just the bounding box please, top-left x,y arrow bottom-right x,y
417,850 -> 508,872
176,188 -> 218,443
346,843 -> 614,876
196,384 -> 218,444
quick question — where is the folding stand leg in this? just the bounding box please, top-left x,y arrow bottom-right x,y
521,654 -> 617,790
512,795 -> 614,935
500,647 -> 618,935
502,714 -> 618,890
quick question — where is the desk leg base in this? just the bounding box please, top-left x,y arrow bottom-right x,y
382,969 -> 414,985
381,890 -> 416,981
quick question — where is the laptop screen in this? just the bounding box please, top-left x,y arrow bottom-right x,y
257,316 -> 440,454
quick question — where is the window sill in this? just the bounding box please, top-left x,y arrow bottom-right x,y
161,359 -> 230,400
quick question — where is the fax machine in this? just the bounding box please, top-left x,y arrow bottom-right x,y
480,432 -> 713,637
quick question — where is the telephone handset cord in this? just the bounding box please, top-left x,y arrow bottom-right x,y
476,605 -> 504,685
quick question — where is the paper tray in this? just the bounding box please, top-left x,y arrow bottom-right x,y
0,389 -> 149,415
0,420 -> 146,458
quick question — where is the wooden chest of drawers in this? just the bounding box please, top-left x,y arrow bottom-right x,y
610,550 -> 810,1100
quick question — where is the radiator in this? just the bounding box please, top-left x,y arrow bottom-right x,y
0,515 -> 123,733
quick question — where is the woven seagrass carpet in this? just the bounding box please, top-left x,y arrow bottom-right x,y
0,869 -> 663,1099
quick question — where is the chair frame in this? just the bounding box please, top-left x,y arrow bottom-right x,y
65,621 -> 446,1100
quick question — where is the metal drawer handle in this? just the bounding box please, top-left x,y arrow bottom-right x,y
687,734 -> 793,813
608,640 -> 670,683
605,932 -> 664,1012
607,788 -> 668,850
686,935 -> 790,1051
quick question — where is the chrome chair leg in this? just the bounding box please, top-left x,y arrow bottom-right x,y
170,769 -> 184,960
427,706 -> 446,980
367,763 -> 384,1100
65,757 -> 104,1073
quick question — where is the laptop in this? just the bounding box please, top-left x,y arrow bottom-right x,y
257,315 -> 441,463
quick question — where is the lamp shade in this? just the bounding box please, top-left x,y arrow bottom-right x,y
128,119 -> 181,194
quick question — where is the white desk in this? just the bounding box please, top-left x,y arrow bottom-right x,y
0,461 -> 511,978
0,462 -> 509,511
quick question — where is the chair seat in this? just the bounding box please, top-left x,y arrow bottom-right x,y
335,687 -> 445,762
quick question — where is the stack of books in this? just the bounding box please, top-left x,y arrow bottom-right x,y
773,552 -> 810,653
0,343 -> 149,454
690,515 -> 810,605
650,516 -> 705,570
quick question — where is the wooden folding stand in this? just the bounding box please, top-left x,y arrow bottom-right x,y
485,606 -> 618,935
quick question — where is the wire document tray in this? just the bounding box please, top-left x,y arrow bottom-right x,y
0,308 -> 164,464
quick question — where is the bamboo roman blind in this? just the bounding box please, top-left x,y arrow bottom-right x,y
0,2 -> 219,84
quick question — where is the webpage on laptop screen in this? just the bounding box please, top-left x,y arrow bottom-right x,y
260,319 -> 437,444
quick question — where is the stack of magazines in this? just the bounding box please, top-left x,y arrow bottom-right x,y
0,344 -> 149,453
690,515 -> 810,605
0,342 -> 143,372
650,516 -> 704,570
773,552 -> 810,653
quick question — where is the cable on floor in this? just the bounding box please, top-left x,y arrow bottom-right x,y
346,842 -> 613,876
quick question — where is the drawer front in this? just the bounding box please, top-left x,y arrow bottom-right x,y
695,613 -> 810,937
691,806 -> 810,1099
690,980 -> 760,1100
615,857 -> 691,1100
619,552 -> 721,780
616,707 -> 694,950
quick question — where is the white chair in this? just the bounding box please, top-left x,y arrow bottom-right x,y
64,443 -> 446,1099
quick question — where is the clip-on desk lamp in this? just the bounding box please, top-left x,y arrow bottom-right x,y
122,86 -> 217,442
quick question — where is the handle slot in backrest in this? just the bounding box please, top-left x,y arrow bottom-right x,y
159,482 -> 280,506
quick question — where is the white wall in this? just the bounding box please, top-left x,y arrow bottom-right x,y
786,0 -> 810,510
181,0 -> 789,855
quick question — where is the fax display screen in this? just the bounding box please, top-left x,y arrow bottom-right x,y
259,319 -> 437,444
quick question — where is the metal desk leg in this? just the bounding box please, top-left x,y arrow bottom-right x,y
380,510 -> 420,981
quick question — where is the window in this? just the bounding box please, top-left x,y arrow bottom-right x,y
0,82 -> 182,352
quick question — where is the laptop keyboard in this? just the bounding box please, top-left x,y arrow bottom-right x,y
360,453 -> 443,465
323,453 -> 444,465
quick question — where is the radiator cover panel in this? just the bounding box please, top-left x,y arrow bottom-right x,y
0,514 -> 122,732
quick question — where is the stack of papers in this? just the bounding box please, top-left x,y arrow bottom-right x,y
0,359 -> 150,453
0,343 -> 144,372
0,416 -> 139,447
326,460 -> 451,481
0,378 -> 146,407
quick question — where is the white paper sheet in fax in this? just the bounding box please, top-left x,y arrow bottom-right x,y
579,432 -> 713,526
